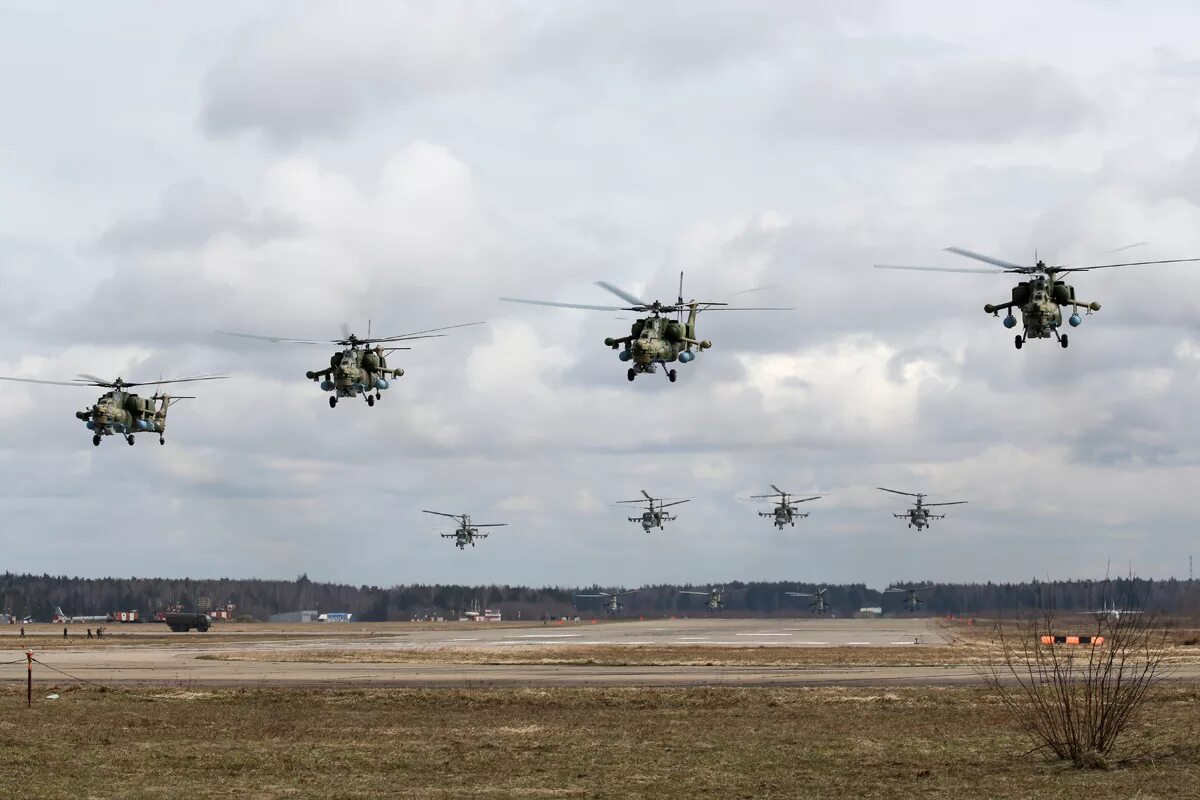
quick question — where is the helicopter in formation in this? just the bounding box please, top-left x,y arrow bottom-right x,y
575,590 -> 635,615
787,587 -> 829,615
0,373 -> 227,446
884,585 -> 931,612
747,485 -> 821,528
617,490 -> 690,532
679,586 -> 741,612
421,510 -> 506,549
501,273 -> 790,382
877,488 -> 967,530
217,322 -> 484,406
876,246 -> 1200,349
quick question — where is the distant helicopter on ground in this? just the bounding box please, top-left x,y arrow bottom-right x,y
217,321 -> 484,406
875,246 -> 1200,349
679,587 -> 742,612
0,373 -> 227,446
617,490 -> 690,532
576,590 -> 635,615
746,485 -> 821,528
884,585 -> 931,612
501,273 -> 790,382
421,510 -> 506,549
787,587 -> 829,615
877,488 -> 967,531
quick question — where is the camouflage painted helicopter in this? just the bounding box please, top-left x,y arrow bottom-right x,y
679,586 -> 742,612
421,510 -> 506,549
0,373 -> 227,446
217,322 -> 484,407
875,247 -> 1200,349
501,273 -> 790,381
787,587 -> 829,615
617,490 -> 690,532
575,590 -> 635,615
746,485 -> 821,528
884,585 -> 931,612
877,488 -> 967,530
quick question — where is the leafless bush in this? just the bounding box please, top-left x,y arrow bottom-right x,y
982,599 -> 1171,769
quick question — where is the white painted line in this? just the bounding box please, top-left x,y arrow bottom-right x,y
846,641 -> 872,645
619,641 -> 655,645
677,637 -> 711,640
448,638 -> 479,642
735,633 -> 793,637
795,641 -> 829,645
518,634 -> 582,639
889,641 -> 918,645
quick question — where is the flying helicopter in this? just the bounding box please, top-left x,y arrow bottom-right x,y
679,586 -> 742,612
617,490 -> 690,532
875,247 -> 1200,349
0,373 -> 227,446
421,510 -> 506,549
500,273 -> 791,381
884,585 -> 931,612
746,485 -> 821,528
575,590 -> 635,615
786,587 -> 829,615
877,488 -> 967,531
217,321 -> 484,407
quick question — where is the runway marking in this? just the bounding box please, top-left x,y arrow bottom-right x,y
846,642 -> 872,645
677,637 -> 712,641
735,633 -> 793,637
890,641 -> 918,645
795,641 -> 829,645
518,634 -> 583,639
448,638 -> 479,642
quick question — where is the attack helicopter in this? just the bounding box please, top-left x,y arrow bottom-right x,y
217,321 -> 484,406
575,590 -> 635,615
746,485 -> 821,528
617,490 -> 690,532
877,488 -> 966,531
421,510 -> 506,550
0,373 -> 227,446
884,585 -> 931,612
500,273 -> 790,382
875,247 -> 1200,349
787,587 -> 829,615
679,587 -> 742,612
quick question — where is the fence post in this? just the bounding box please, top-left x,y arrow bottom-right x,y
25,650 -> 33,708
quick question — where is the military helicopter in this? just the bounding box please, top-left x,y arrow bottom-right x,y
679,586 -> 742,612
786,587 -> 829,615
617,490 -> 690,532
501,273 -> 790,381
875,247 -> 1200,349
421,510 -> 506,549
884,585 -> 931,612
877,488 -> 967,530
575,590 -> 635,615
217,321 -> 484,406
746,485 -> 822,528
0,373 -> 227,446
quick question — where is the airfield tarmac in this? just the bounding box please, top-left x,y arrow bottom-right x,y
5,617 -> 1198,688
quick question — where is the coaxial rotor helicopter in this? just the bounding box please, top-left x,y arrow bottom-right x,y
787,587 -> 829,615
617,490 -> 690,532
875,247 -> 1200,349
501,273 -> 790,382
421,510 -> 506,550
679,586 -> 742,612
746,485 -> 822,528
575,590 -> 635,615
877,488 -> 966,531
0,373 -> 227,446
217,321 -> 484,407
884,585 -> 931,612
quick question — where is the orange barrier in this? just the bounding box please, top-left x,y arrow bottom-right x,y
1040,635 -> 1105,645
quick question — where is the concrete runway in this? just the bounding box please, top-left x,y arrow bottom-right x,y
4,618 -> 1194,688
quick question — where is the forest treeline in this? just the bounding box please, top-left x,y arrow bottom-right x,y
1,572 -> 1197,621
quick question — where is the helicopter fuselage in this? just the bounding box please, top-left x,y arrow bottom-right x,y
75,389 -> 172,445
307,346 -> 405,404
605,309 -> 712,380
985,270 -> 1101,348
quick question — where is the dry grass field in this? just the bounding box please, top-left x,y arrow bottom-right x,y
1,684 -> 1198,799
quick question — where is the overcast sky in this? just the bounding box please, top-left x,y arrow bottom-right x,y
3,1 -> 1200,591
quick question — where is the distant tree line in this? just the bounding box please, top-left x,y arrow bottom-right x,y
0,572 -> 1196,622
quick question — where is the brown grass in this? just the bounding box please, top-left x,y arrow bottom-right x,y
1,684 -> 1197,799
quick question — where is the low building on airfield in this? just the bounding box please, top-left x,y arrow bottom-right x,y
269,610 -> 320,623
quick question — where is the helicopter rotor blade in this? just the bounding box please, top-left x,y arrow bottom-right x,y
1057,257 -> 1200,274
359,321 -> 487,344
500,297 -> 626,312
215,330 -> 332,345
595,281 -> 648,307
924,501 -> 968,507
641,489 -> 653,501
874,264 -> 1005,275
421,510 -> 463,520
658,499 -> 691,509
0,376 -> 102,387
121,374 -> 228,388
876,487 -> 923,498
944,247 -> 1027,270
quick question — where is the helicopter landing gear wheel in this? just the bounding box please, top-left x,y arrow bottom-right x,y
1014,335 -> 1023,350
1060,334 -> 1069,349
329,396 -> 338,408
126,435 -> 135,446
159,437 -> 165,446
667,369 -> 677,383
627,368 -> 636,382
366,395 -> 375,407
375,392 -> 381,400
92,435 -> 101,447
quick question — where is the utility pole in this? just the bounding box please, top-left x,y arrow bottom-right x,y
25,650 -> 33,708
